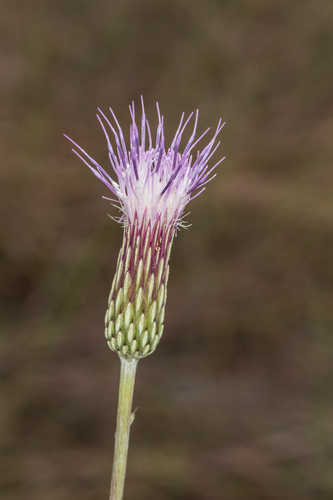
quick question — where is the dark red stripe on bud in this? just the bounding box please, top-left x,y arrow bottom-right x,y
104,214 -> 175,359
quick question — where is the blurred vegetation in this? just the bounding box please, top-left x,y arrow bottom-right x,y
1,0 -> 333,499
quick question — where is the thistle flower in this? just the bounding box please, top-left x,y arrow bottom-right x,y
65,98 -> 225,500
65,98 -> 225,360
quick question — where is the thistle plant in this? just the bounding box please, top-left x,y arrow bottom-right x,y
65,98 -> 225,500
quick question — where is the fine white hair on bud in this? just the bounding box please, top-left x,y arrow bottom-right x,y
65,98 -> 225,358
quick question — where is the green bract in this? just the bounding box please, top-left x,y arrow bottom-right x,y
105,216 -> 173,359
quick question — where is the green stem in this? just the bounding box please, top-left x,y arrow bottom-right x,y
109,357 -> 138,500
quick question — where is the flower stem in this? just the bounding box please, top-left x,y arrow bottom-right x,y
109,357 -> 138,500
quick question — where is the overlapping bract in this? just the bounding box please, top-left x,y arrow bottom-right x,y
105,215 -> 173,358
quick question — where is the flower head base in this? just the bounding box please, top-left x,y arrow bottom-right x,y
105,214 -> 172,358
65,98 -> 225,359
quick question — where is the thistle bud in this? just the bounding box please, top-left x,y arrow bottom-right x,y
65,98 -> 225,359
104,216 -> 173,358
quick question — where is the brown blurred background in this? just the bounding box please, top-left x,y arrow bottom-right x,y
1,0 -> 333,499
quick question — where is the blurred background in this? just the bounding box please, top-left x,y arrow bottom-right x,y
1,0 -> 333,499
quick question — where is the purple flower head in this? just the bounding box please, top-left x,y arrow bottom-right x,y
65,97 -> 225,229
65,98 -> 226,359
